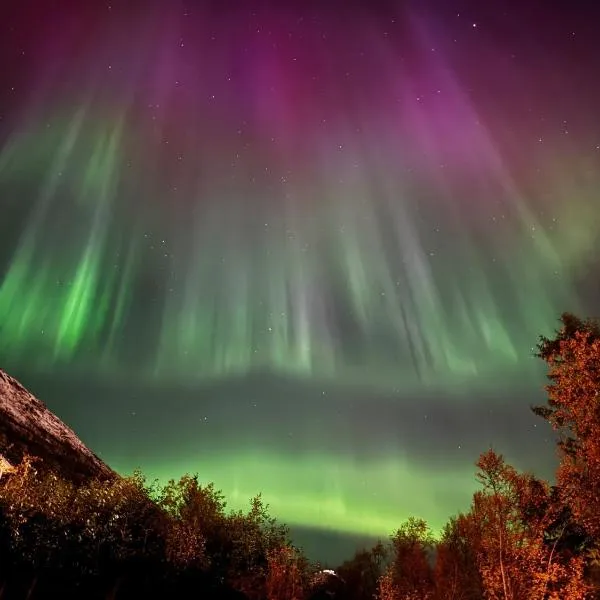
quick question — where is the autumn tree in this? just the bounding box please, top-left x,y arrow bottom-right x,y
378,517 -> 435,600
265,544 -> 311,600
434,515 -> 483,600
158,475 -> 214,574
466,449 -> 586,600
227,494 -> 291,598
533,313 -> 600,540
157,474 -> 291,598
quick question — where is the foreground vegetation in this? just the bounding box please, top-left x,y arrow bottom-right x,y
1,313 -> 600,599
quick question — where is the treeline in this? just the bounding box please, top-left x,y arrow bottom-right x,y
0,313 -> 599,599
0,459 -> 315,599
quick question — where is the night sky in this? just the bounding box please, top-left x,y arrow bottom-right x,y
1,0 -> 599,564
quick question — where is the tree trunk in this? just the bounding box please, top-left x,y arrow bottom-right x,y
107,576 -> 123,600
25,573 -> 38,600
498,511 -> 510,600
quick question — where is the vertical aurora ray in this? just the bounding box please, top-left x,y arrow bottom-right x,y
0,111 -> 137,369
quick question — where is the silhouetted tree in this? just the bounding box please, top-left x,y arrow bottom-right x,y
336,541 -> 388,600
434,515 -> 483,600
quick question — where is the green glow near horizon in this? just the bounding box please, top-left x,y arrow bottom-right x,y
109,451 -> 480,539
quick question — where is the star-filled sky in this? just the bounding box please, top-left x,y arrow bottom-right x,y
1,0 -> 599,564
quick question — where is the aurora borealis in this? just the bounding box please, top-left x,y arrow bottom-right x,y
1,0 -> 599,562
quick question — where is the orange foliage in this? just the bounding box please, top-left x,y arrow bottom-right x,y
265,545 -> 307,600
377,518 -> 435,600
434,515 -> 483,600
536,316 -> 600,539
462,449 -> 587,600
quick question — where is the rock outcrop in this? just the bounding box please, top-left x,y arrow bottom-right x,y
0,369 -> 114,481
